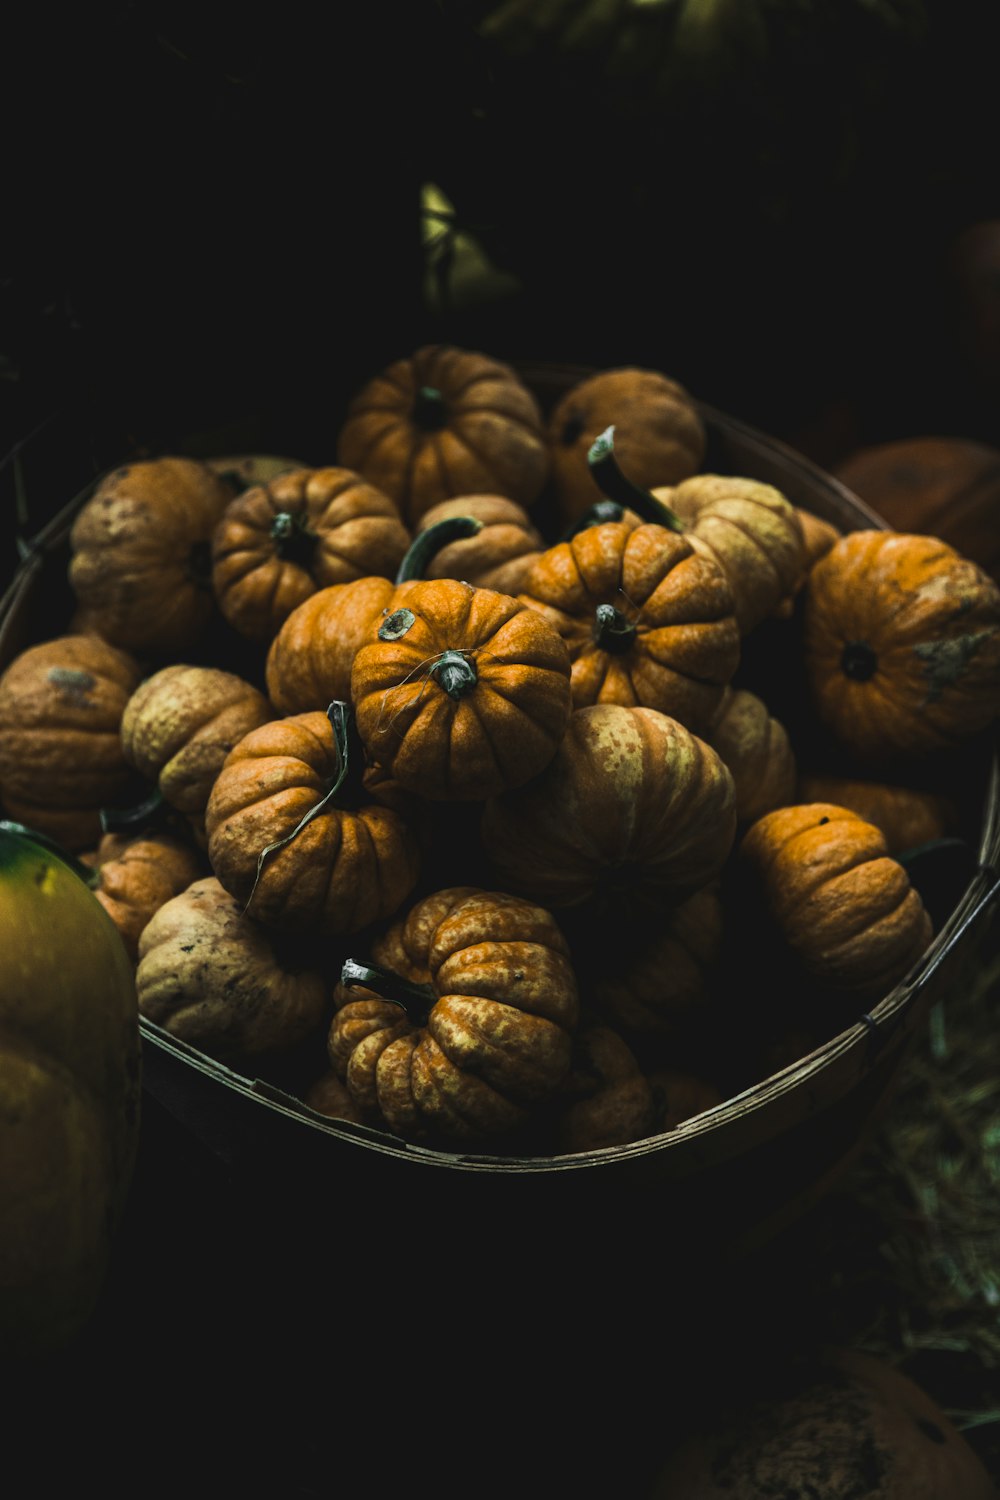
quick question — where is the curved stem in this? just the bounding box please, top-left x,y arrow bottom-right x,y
341,958 -> 436,1023
430,649 -> 478,699
593,603 -> 637,654
0,819 -> 100,887
587,425 -> 686,533
100,787 -> 169,837
395,514 -> 484,583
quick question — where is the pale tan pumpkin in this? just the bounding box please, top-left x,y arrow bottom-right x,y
703,687 -> 796,825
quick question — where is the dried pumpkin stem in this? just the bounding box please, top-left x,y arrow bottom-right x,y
395,514 -> 484,583
593,602 -> 637,653
341,958 -> 435,1023
430,649 -> 478,699
270,509 -> 317,565
586,425 -> 686,533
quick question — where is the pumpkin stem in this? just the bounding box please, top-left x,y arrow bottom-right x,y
269,508 -> 317,566
395,514 -> 484,583
100,787 -> 171,837
411,385 -> 449,430
841,641 -> 878,682
0,819 -> 100,888
430,649 -> 478,699
586,425 -> 686,533
340,957 -> 436,1023
593,603 -> 637,654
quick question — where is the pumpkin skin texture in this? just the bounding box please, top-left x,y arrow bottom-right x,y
210,466 -> 410,641
336,345 -> 549,527
651,474 -> 806,634
136,876 -> 328,1058
703,687 -> 796,825
89,831 -> 206,962
265,576 -> 398,714
480,704 -> 737,921
544,1024 -> 656,1154
0,825 -> 140,1360
204,710 -> 420,937
0,634 -> 144,851
547,366 -> 706,525
649,1346 -> 998,1500
738,802 -> 933,1003
350,578 -> 574,801
519,521 -> 740,734
329,887 -> 579,1147
68,457 -> 235,656
802,530 -> 1000,762
120,665 -> 274,825
414,494 -> 545,595
795,774 -> 955,857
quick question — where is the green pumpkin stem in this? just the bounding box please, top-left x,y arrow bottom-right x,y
430,649 -> 478,699
270,508 -> 317,565
0,819 -> 100,888
340,958 -> 436,1023
593,603 -> 637,654
586,425 -> 686,533
100,787 -> 170,837
395,515 -> 484,583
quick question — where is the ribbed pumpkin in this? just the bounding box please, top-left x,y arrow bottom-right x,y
328,886 -> 579,1146
480,703 -> 737,921
795,773 -> 955,857
544,1024 -> 656,1154
88,830 -> 206,962
802,530 -> 1000,762
738,802 -> 933,1002
204,704 -> 420,937
546,366 -> 706,525
210,466 -> 410,641
518,520 -> 740,734
0,635 -> 144,851
350,578 -> 573,801
703,687 -> 796,825
336,345 -> 550,526
68,457 -> 235,656
414,494 -> 545,595
120,665 -> 274,834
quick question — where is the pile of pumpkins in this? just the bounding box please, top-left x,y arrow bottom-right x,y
2,344 -> 999,1166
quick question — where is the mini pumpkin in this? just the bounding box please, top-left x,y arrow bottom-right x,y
543,1024 -> 656,1154
88,830 -> 207,961
68,456 -> 235,656
210,466 -> 411,641
703,687 -> 796,825
0,634 -> 144,851
328,886 -> 579,1146
350,578 -> 574,801
336,344 -> 550,526
546,366 -> 706,525
518,519 -> 740,734
120,665 -> 274,835
480,703 -> 737,921
802,530 -> 1000,761
795,773 -> 956,857
414,494 -> 545,595
738,802 -> 933,1002
136,876 -> 329,1057
204,702 -> 420,937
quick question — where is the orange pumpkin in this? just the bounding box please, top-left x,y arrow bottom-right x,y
88,831 -> 206,961
336,345 -> 549,526
414,494 -> 545,595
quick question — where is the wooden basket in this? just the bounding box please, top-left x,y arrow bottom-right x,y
3,370 -> 997,1266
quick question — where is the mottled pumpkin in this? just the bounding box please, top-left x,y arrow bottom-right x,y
137,876 -> 329,1057
350,578 -> 573,801
414,494 -> 545,595
210,466 -> 410,641
703,687 -> 796,825
802,530 -> 1000,761
481,703 -> 737,920
336,344 -> 549,526
519,520 -> 740,734
738,802 -> 933,1001
329,887 -> 579,1146
204,706 -> 420,937
546,366 -> 706,525
0,635 -> 144,851
68,457 -> 235,656
89,831 -> 206,961
120,665 -> 274,832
